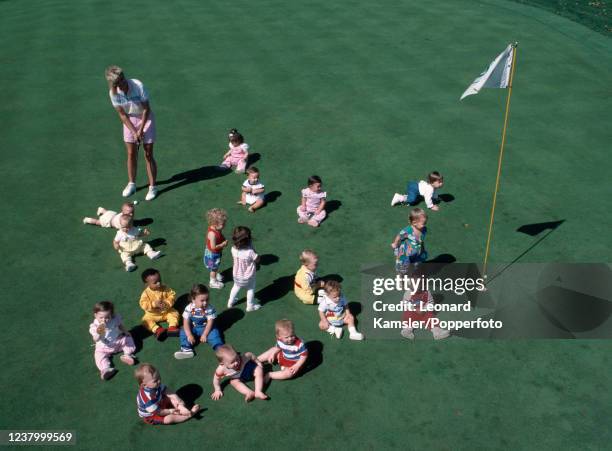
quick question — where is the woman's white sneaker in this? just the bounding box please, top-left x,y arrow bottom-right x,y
122,182 -> 136,197
145,185 -> 158,201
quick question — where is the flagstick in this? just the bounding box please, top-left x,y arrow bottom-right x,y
483,44 -> 518,277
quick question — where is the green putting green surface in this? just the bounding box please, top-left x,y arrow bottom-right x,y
1,0 -> 611,449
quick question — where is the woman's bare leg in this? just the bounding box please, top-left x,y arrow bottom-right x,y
143,143 -> 157,186
125,142 -> 138,183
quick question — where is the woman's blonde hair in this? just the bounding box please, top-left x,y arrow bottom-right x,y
105,65 -> 123,86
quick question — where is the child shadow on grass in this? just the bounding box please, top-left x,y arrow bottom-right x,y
128,325 -> 151,352
320,273 -> 343,283
256,275 -> 294,306
175,384 -> 206,419
437,193 -> 455,204
325,200 -> 342,219
298,341 -> 324,377
133,218 -> 153,227
264,191 -> 282,204
174,292 -> 245,338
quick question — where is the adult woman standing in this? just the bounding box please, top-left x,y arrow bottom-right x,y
105,66 -> 158,201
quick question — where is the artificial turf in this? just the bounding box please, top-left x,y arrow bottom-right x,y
1,0 -> 611,449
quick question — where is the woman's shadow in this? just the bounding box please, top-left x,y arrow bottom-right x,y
152,162 -> 235,197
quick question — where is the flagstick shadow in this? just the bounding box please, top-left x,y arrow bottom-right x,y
486,220 -> 565,284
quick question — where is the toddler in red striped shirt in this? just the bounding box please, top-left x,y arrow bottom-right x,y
227,226 -> 261,312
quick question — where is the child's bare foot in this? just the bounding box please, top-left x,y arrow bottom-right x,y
254,391 -> 269,400
298,217 -> 307,224
248,206 -> 255,213
120,354 -> 135,365
244,391 -> 255,403
178,405 -> 191,416
307,219 -> 319,227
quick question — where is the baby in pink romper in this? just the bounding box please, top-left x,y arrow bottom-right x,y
220,128 -> 249,173
89,301 -> 137,380
297,175 -> 327,227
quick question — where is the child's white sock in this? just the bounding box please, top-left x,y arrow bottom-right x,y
326,325 -> 336,334
348,326 -> 358,334
83,217 -> 97,225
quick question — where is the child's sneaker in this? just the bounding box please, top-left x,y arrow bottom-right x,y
166,326 -> 180,337
96,207 -> 105,216
349,331 -> 364,341
125,262 -> 137,272
101,368 -> 117,381
391,193 -> 405,206
83,217 -> 96,225
120,354 -> 136,365
401,327 -> 415,339
210,279 -> 224,289
154,327 -> 167,341
334,327 -> 344,339
174,350 -> 195,360
326,326 -> 337,335
216,273 -> 224,282
145,185 -> 158,201
246,303 -> 261,312
122,182 -> 136,198
432,326 -> 450,340
147,250 -> 162,260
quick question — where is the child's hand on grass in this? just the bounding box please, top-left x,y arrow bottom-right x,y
200,335 -> 207,343
211,390 -> 223,400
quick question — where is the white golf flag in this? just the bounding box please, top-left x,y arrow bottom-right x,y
460,44 -> 514,100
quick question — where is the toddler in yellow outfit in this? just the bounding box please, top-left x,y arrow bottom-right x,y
294,250 -> 324,304
139,268 -> 180,340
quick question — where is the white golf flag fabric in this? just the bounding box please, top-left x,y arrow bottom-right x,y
460,44 -> 514,100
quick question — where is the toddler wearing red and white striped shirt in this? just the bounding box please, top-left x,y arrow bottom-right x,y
227,226 -> 261,312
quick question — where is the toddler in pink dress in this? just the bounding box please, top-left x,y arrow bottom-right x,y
220,128 -> 249,173
297,175 -> 327,227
